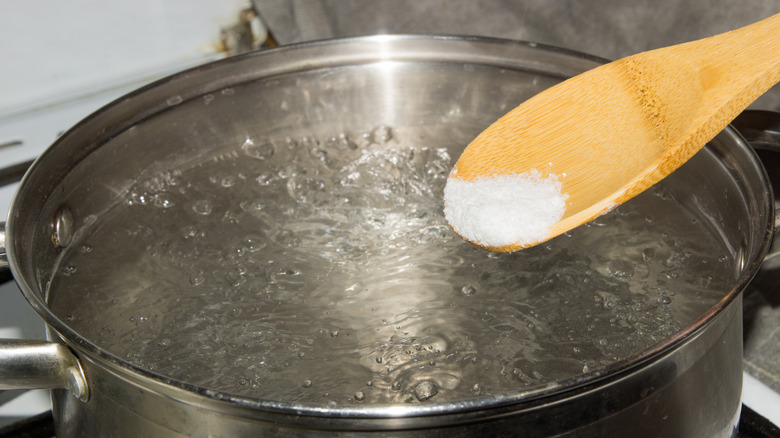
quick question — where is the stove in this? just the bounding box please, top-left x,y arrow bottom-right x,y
1,0 -> 779,434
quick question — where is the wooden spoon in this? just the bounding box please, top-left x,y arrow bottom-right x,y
446,13 -> 780,252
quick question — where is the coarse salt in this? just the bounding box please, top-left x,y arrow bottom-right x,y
443,170 -> 567,249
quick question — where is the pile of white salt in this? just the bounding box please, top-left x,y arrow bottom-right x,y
443,170 -> 567,249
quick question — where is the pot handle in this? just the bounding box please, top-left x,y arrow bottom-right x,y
0,222 -> 8,271
0,223 -> 89,403
0,339 -> 89,402
0,159 -> 33,271
732,110 -> 780,263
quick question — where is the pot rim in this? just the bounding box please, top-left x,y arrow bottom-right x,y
5,34 -> 773,419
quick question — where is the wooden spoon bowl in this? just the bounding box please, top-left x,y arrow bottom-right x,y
447,13 -> 780,252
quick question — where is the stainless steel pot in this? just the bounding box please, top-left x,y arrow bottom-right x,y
0,36 -> 774,437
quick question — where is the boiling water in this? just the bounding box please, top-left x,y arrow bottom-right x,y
48,125 -> 734,405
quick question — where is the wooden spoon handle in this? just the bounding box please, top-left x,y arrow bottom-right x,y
627,13 -> 780,177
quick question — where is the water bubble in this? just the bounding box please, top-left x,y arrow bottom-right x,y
192,200 -> 213,215
130,191 -> 151,206
221,176 -> 238,188
413,380 -> 439,401
606,260 -> 634,278
298,136 -> 319,149
302,379 -> 312,388
157,338 -> 171,348
242,235 -> 266,253
242,139 -> 275,160
239,200 -> 264,212
286,175 -> 326,204
60,265 -> 77,277
225,271 -> 246,287
222,209 -> 240,225
153,195 -> 175,209
310,147 -> 328,160
190,272 -> 205,286
371,125 -> 393,143
182,226 -> 197,239
336,133 -> 358,150
166,95 -> 183,106
274,231 -> 301,248
460,284 -> 477,296
79,244 -> 93,253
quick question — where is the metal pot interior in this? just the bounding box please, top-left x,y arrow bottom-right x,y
6,36 -> 772,412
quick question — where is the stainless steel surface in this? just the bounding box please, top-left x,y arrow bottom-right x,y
50,206 -> 74,250
0,36 -> 773,436
0,340 -> 87,402
253,0 -> 780,111
0,223 -> 7,270
48,299 -> 743,437
733,110 -> 780,400
734,111 -> 780,265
